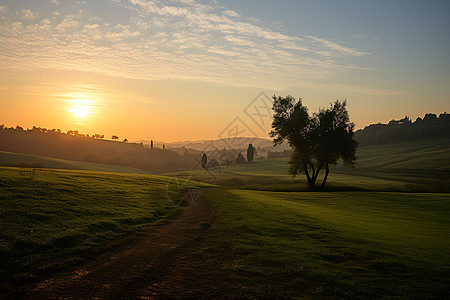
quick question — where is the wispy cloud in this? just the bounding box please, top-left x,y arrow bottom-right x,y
306,35 -> 370,56
0,0 -> 396,94
20,9 -> 37,21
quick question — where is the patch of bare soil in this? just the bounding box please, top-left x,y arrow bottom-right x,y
7,189 -> 232,299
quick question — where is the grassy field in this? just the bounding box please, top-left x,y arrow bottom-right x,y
1,137 -> 449,298
0,151 -> 150,174
204,187 -> 450,298
0,167 -> 202,282
169,137 -> 450,191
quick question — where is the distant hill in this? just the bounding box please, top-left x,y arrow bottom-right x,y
0,127 -> 196,173
0,151 -> 150,174
355,112 -> 450,146
146,137 -> 291,152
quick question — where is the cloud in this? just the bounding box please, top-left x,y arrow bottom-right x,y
56,15 -> 79,32
0,0 -> 390,93
20,9 -> 37,20
223,10 -> 239,17
306,35 -> 370,56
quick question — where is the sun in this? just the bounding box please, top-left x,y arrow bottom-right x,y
70,104 -> 91,118
62,85 -> 104,121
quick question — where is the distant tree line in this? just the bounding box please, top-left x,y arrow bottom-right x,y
355,113 -> 450,146
0,125 -> 265,173
0,125 -> 195,173
266,149 -> 294,159
0,125 -> 112,141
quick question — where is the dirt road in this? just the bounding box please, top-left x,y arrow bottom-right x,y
9,189 -> 230,299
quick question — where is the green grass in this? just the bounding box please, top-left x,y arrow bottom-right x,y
0,167 -> 202,280
204,187 -> 450,298
2,137 -> 449,298
0,151 -> 150,174
169,137 -> 450,191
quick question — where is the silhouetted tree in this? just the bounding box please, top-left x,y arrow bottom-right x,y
151,140 -> 153,149
235,152 -> 245,164
123,138 -> 128,143
312,100 -> 357,188
163,144 -> 165,149
111,135 -> 119,141
247,143 -> 255,162
201,153 -> 207,169
270,96 -> 357,189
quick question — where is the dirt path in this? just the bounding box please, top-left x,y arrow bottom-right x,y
10,189 -> 228,299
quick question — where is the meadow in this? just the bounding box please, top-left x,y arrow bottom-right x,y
0,167 -> 200,283
204,188 -> 450,298
0,137 -> 449,298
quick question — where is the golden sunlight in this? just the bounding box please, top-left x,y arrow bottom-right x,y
69,104 -> 91,118
63,85 -> 103,120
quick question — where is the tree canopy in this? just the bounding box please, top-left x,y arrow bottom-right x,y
270,96 -> 357,189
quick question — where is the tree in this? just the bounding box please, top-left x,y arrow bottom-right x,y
123,138 -> 128,143
270,95 -> 357,189
201,153 -> 207,169
312,100 -> 357,188
235,152 -> 246,164
111,135 -> 119,141
246,143 -> 255,162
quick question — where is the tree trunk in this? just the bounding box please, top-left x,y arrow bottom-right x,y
309,162 -> 324,190
304,163 -> 314,189
306,163 -> 323,190
320,162 -> 330,189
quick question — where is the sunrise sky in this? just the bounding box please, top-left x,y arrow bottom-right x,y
0,0 -> 449,142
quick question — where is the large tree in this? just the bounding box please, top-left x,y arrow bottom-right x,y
270,96 -> 357,189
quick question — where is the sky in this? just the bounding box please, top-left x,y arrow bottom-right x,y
0,0 -> 449,142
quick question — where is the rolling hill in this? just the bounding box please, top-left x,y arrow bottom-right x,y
0,151 -> 150,174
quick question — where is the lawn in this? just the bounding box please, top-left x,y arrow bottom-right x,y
204,187 -> 450,298
0,167 -> 201,281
